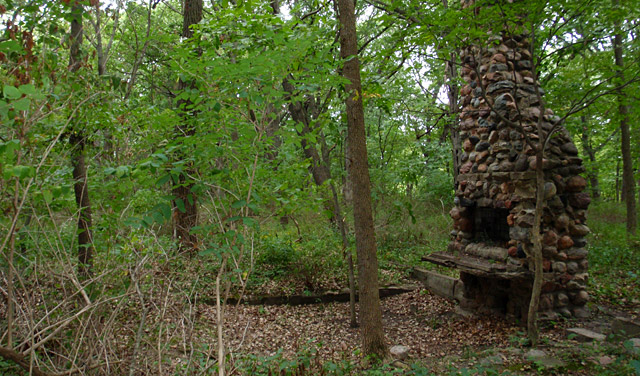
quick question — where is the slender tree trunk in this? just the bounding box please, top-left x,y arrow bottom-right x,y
613,8 -> 637,235
7,181 -> 17,349
616,159 -> 621,202
330,182 -> 357,327
279,3 -> 353,316
343,142 -> 353,204
69,2 -> 94,277
70,132 -> 95,277
442,0 -> 460,185
282,80 -> 332,186
172,0 -> 203,251
284,77 -> 355,324
336,0 -> 386,358
125,0 -> 153,100
282,79 -> 338,224
93,3 -> 107,77
580,116 -> 600,199
526,147 -> 544,347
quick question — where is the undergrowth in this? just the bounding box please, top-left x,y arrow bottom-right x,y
3,195 -> 639,375
244,197 -> 455,296
587,200 -> 640,307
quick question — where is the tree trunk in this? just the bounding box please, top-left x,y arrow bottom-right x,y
336,0 -> 387,358
69,2 -> 94,278
70,132 -> 95,277
526,146 -> 544,347
613,7 -> 637,235
616,159 -> 621,202
282,80 -> 333,187
330,182 -> 357,327
580,116 -> 600,199
182,0 -> 203,39
343,142 -> 353,204
172,0 -> 203,252
284,73 -> 355,325
442,0 -> 460,186
282,78 -> 338,224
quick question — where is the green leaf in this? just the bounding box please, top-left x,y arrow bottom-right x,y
247,202 -> 259,213
242,217 -> 257,227
142,216 -> 154,228
158,203 -> 172,220
0,139 -> 19,160
0,100 -> 9,119
12,165 -> 34,179
152,153 -> 168,162
124,217 -> 142,229
12,98 -> 30,111
231,199 -> 246,209
156,174 -> 171,187
115,165 -> 129,178
198,247 -> 220,257
3,85 -> 21,100
42,190 -> 53,204
0,40 -> 23,54
152,211 -> 164,223
18,84 -> 37,95
175,198 -> 186,213
631,360 -> 640,376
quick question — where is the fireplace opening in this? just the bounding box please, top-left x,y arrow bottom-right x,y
472,207 -> 510,243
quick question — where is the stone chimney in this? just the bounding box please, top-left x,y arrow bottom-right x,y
427,4 -> 591,321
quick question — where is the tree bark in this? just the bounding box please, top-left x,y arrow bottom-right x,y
613,5 -> 637,235
580,116 -> 600,199
182,0 -> 203,39
330,182 -> 357,327
282,78 -> 339,225
616,158 -> 621,202
526,143 -> 544,347
336,0 -> 387,358
69,2 -> 94,277
172,0 -> 203,252
442,0 -> 460,185
70,132 -> 95,277
282,79 -> 332,187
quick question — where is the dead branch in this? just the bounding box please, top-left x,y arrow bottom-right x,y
0,346 -> 52,376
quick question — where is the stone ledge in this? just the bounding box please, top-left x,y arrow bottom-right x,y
422,251 -> 529,279
567,327 -> 606,342
411,267 -> 461,300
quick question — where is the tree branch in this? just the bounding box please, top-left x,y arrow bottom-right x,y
0,346 -> 52,376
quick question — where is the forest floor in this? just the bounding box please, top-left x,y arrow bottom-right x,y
193,287 -> 639,375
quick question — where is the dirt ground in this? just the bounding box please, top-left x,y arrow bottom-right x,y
202,289 -> 514,359
191,287 -> 640,374
195,289 -> 552,372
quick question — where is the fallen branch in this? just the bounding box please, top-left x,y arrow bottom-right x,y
0,346 -> 52,376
